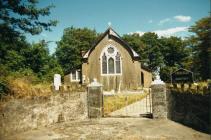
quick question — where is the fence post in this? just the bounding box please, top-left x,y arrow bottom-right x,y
87,79 -> 103,118
151,74 -> 167,119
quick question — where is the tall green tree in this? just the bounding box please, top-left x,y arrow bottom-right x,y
159,36 -> 190,67
56,27 -> 98,74
0,36 -> 30,71
0,0 -> 59,82
0,0 -> 57,42
140,32 -> 164,72
26,40 -> 63,79
159,36 -> 191,81
122,33 -> 147,61
189,17 -> 211,80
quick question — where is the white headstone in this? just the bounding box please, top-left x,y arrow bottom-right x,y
54,74 -> 61,90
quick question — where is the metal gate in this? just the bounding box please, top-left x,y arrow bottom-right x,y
103,90 -> 152,118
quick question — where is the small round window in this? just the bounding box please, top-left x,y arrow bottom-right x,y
107,47 -> 114,54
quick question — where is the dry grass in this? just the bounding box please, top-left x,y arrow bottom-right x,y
103,92 -> 148,115
167,81 -> 210,94
5,78 -> 52,99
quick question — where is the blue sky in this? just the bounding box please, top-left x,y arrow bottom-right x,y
26,0 -> 210,54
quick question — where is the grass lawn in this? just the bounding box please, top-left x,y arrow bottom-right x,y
103,92 -> 148,116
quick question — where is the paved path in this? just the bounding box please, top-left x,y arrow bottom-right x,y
109,94 -> 152,117
3,118 -> 210,140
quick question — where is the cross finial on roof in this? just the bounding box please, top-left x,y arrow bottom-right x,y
108,22 -> 112,28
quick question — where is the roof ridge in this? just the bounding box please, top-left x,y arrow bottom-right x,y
83,27 -> 140,59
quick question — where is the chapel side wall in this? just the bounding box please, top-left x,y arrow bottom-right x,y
83,34 -> 141,91
141,69 -> 152,88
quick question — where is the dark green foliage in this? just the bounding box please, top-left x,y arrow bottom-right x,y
56,27 -> 98,74
159,37 -> 191,81
123,32 -> 192,81
122,33 -> 146,60
0,36 -> 30,71
25,40 -> 63,80
0,0 -> 60,86
159,36 -> 190,67
0,39 -> 63,83
140,32 -> 164,72
0,0 -> 57,41
189,17 -> 211,80
123,32 -> 164,72
0,0 -> 61,98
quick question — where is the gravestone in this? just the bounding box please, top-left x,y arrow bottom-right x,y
54,74 -> 61,90
87,79 -> 103,118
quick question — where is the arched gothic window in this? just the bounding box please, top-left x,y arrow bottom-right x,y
115,52 -> 121,73
108,58 -> 114,73
101,45 -> 122,75
102,53 -> 107,74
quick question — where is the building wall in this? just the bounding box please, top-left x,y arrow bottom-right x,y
141,69 -> 152,88
64,70 -> 81,84
82,34 -> 141,91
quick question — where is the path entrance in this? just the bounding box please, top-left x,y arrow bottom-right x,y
103,91 -> 152,118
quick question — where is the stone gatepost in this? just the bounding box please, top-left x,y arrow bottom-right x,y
151,73 -> 167,119
87,79 -> 103,118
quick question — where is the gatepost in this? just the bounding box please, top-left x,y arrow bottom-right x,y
87,79 -> 103,118
151,72 -> 167,119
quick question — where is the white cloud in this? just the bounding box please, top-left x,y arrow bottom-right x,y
174,15 -> 191,22
128,31 -> 145,36
129,26 -> 188,37
154,27 -> 188,37
158,18 -> 171,25
148,20 -> 153,23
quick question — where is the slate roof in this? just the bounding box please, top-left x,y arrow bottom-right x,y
83,27 -> 140,60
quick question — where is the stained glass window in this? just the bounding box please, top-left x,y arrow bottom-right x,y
101,45 -> 122,75
102,53 -> 107,74
108,58 -> 114,74
116,52 -> 121,73
107,47 -> 114,54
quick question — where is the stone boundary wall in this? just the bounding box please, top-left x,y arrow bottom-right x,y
167,89 -> 210,134
0,92 -> 87,136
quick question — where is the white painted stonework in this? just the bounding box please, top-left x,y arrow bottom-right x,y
151,68 -> 165,85
88,78 -> 102,87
